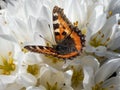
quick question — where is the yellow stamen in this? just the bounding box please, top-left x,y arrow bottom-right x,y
92,81 -> 108,90
90,31 -> 109,47
46,55 -> 63,64
107,11 -> 113,19
71,66 -> 84,88
46,82 -> 58,90
0,53 -> 16,75
27,64 -> 39,76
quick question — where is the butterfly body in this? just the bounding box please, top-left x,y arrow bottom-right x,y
24,6 -> 85,59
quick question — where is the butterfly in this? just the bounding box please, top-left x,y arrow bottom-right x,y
24,6 -> 85,59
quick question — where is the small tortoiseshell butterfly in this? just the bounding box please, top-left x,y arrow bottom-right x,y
24,6 -> 85,59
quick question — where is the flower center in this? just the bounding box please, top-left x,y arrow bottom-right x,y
0,52 -> 16,75
71,66 -> 84,88
27,64 -> 39,76
92,82 -> 108,90
46,82 -> 58,90
46,55 -> 63,64
90,31 -> 110,47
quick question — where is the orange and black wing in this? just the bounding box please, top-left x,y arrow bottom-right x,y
53,6 -> 73,43
53,6 -> 85,56
24,45 -> 79,59
24,46 -> 57,56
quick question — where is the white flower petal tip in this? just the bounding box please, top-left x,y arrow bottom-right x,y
81,56 -> 100,71
95,58 -> 120,83
94,46 -> 107,56
39,66 -> 72,90
26,86 -> 46,90
16,73 -> 37,87
105,51 -> 120,59
23,52 -> 42,65
0,75 -> 16,84
0,34 -> 17,43
102,76 -> 120,88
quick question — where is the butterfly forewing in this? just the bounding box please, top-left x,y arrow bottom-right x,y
53,6 -> 73,43
24,46 -> 57,55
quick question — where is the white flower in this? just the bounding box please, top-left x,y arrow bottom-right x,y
39,66 -> 73,90
26,85 -> 46,90
0,37 -> 23,90
63,55 -> 99,90
86,1 -> 120,58
87,0 -> 120,58
16,72 -> 37,88
84,58 -> 120,90
0,0 -> 120,90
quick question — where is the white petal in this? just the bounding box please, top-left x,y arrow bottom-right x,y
0,37 -> 14,57
7,0 -> 26,19
62,86 -> 73,90
88,5 -> 106,35
63,55 -> 99,79
95,58 -> 120,83
65,0 -> 87,25
16,73 -> 37,87
102,76 -> 120,88
109,0 -> 120,16
100,14 -> 119,41
0,79 -> 5,90
41,55 -> 65,70
0,75 -> 16,84
22,52 -> 42,65
94,46 -> 107,56
25,0 -> 42,18
85,44 -> 96,53
0,0 -> 7,9
107,25 -> 120,50
40,5 -> 51,23
27,16 -> 36,33
26,86 -> 46,90
35,19 -> 55,44
105,51 -> 120,59
0,76 -> 22,90
33,32 -> 46,45
83,66 -> 94,90
5,83 -> 23,90
98,0 -> 111,11
76,56 -> 100,72
40,66 -> 71,88
0,34 -> 17,43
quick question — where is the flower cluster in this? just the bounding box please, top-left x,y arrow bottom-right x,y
0,0 -> 120,90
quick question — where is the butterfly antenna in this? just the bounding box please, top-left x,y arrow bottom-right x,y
39,35 -> 53,45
